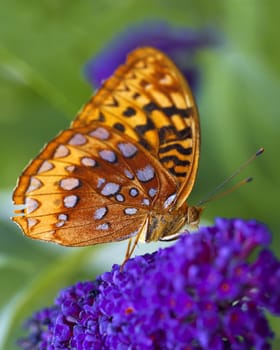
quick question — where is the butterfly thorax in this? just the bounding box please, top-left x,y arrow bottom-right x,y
143,203 -> 202,242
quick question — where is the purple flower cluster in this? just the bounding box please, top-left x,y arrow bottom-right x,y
18,218 -> 280,350
84,21 -> 219,93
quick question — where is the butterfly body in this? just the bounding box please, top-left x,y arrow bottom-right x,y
13,47 -> 201,249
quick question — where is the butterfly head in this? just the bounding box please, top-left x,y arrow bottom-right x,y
144,203 -> 203,243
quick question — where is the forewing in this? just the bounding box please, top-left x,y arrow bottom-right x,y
73,47 -> 200,206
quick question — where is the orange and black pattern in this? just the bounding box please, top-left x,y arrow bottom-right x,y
13,47 -> 201,247
73,48 -> 199,187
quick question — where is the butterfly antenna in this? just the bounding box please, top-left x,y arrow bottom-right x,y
196,147 -> 264,206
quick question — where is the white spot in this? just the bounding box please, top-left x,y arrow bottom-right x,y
159,74 -> 172,85
58,214 -> 68,221
97,178 -> 106,188
27,218 -> 39,228
60,178 -> 80,190
94,207 -> 108,220
129,188 -> 139,197
97,223 -> 110,230
81,157 -> 96,167
68,133 -> 87,145
65,165 -> 76,173
142,198 -> 150,206
53,145 -> 70,158
163,193 -> 177,209
56,221 -> 65,227
64,195 -> 79,208
115,194 -> 125,202
124,169 -> 134,179
124,207 -> 138,215
56,213 -> 68,228
26,198 -> 39,214
38,161 -> 53,174
26,177 -> 42,193
89,127 -> 110,140
136,165 -> 155,182
149,188 -> 157,197
99,149 -> 117,163
101,182 -> 120,196
118,143 -> 138,158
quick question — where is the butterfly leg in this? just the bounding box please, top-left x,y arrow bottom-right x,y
121,232 -> 142,270
121,218 -> 148,269
124,238 -> 133,261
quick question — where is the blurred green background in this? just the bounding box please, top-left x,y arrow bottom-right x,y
0,1 -> 279,349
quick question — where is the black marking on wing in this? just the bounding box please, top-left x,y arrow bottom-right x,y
123,107 -> 137,117
168,167 -> 187,177
160,155 -> 190,166
158,126 -> 177,143
139,138 -> 152,150
135,117 -> 156,135
114,123 -> 125,132
98,112 -> 105,122
159,144 -> 192,155
158,126 -> 191,144
177,127 -> 192,139
143,102 -> 159,113
105,96 -> 119,107
162,106 -> 193,119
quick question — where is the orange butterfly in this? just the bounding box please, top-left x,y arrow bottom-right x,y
13,47 -> 202,258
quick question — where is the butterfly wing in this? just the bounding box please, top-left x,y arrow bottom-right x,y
13,47 -> 200,246
13,124 -> 178,246
73,47 -> 200,208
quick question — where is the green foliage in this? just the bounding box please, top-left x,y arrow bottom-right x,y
0,0 -> 279,348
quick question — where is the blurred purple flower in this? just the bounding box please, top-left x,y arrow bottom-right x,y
18,218 -> 280,350
84,21 -> 219,93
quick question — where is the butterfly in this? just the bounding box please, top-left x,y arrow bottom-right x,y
12,47 -> 202,259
